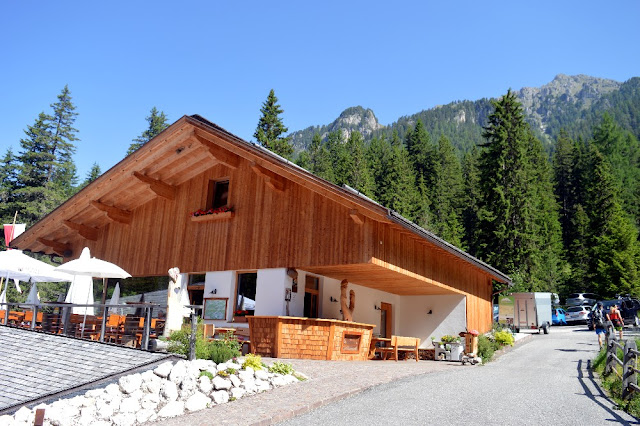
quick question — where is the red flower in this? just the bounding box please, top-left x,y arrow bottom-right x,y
191,206 -> 232,217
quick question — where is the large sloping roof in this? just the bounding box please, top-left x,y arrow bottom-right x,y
0,326 -> 175,414
11,114 -> 510,285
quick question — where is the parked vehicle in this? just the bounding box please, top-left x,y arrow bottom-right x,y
552,308 -> 567,325
512,292 -> 552,334
566,292 -> 599,306
493,304 -> 499,322
565,305 -> 591,324
587,298 -> 640,330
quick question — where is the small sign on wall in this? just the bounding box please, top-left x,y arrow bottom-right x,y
341,332 -> 362,354
203,298 -> 228,320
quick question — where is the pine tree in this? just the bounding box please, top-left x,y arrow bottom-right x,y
308,133 -> 334,182
430,135 -> 464,247
553,130 -> 577,249
406,119 -> 436,188
476,90 -> 563,290
254,89 -> 293,159
326,131 -> 349,185
461,148 -> 481,256
586,147 -> 640,297
127,107 -> 169,155
343,131 -> 374,197
47,85 -> 78,191
367,136 -> 393,203
0,148 -> 17,224
384,141 -> 419,219
80,163 -> 102,188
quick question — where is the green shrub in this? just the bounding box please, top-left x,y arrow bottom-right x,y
199,370 -> 214,380
226,368 -> 237,375
268,361 -> 294,375
209,340 -> 240,364
243,353 -> 263,370
166,324 -> 240,363
477,335 -> 499,363
494,330 -> 514,347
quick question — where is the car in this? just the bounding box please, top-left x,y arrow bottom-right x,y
565,305 -> 591,324
587,298 -> 640,330
552,308 -> 567,325
566,292 -> 599,306
493,304 -> 499,322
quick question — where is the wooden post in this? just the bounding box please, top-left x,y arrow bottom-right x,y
189,309 -> 197,361
623,339 -> 637,399
34,408 -> 45,426
605,322 -> 616,375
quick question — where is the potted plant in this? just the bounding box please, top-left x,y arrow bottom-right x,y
440,334 -> 464,361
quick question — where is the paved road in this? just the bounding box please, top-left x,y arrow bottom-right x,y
279,326 -> 639,425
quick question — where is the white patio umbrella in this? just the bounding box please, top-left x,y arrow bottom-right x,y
55,247 -> 131,329
0,249 -> 74,283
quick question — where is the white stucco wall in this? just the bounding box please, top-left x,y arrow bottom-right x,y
201,268 -> 467,346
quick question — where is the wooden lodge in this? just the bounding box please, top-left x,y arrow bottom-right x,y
11,114 -> 511,358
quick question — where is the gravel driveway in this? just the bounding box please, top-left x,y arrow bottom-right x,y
279,326 -> 639,425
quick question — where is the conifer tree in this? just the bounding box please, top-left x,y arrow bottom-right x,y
461,148 -> 481,256
553,130 -> 577,249
127,107 -> 169,155
308,133 -> 334,182
367,136 -> 393,203
0,148 -> 17,223
80,163 -> 102,188
48,85 -> 78,191
326,131 -> 349,185
254,89 -> 293,159
430,135 -> 464,246
406,119 -> 436,189
384,140 -> 418,219
343,131 -> 374,197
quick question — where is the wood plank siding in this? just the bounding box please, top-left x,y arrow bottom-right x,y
11,115 -> 508,333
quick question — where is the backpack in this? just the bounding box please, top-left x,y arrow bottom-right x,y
593,309 -> 605,327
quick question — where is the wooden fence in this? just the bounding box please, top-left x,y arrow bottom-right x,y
604,321 -> 640,399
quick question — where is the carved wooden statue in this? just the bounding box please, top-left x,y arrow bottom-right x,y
340,279 -> 355,322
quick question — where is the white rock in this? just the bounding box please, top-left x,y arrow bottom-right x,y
211,390 -> 229,404
119,373 -> 142,394
66,395 -> 88,408
179,377 -> 198,400
255,369 -> 270,381
154,361 -> 174,378
140,392 -> 160,409
169,361 -> 189,384
270,375 -> 289,387
119,396 -> 141,413
128,389 -> 144,401
212,376 -> 233,390
216,362 -> 228,372
244,366 -> 254,375
143,377 -> 162,394
161,380 -> 179,402
241,381 -> 257,394
283,374 -> 299,384
255,379 -> 271,392
238,370 -> 254,382
13,407 -> 33,424
136,408 -> 156,424
230,387 -> 246,400
0,415 -> 15,426
199,376 -> 213,394
158,400 -> 185,418
85,388 -> 105,398
192,358 -> 210,371
87,421 -> 111,426
95,399 -> 115,420
44,405 -> 74,426
229,374 -> 242,388
111,412 -> 136,426
105,383 -> 122,396
185,392 -> 211,412
227,361 -> 242,370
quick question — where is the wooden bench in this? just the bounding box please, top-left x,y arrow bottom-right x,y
376,335 -> 420,362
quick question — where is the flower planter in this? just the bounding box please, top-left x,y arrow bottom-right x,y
190,211 -> 235,222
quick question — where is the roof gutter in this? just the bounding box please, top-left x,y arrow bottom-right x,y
387,210 -> 512,285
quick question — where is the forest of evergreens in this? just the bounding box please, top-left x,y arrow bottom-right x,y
2,83 -> 639,303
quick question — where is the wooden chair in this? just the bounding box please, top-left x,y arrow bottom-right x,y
203,323 -> 216,340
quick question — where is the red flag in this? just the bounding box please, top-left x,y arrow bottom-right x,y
3,224 -> 25,250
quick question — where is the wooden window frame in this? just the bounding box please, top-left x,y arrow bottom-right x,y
206,177 -> 231,210
233,271 -> 257,323
340,331 -> 363,354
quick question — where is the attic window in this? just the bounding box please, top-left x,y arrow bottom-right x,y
207,179 -> 229,209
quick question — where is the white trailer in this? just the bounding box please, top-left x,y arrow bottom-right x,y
513,292 -> 552,334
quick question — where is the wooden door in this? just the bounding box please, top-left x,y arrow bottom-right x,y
380,302 -> 392,338
304,275 -> 319,318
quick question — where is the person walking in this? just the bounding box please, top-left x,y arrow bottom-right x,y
607,304 -> 624,340
592,302 -> 607,349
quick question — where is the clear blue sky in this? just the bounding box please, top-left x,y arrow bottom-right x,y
1,1 -> 638,179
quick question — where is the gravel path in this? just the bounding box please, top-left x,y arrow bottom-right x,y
279,326 -> 639,426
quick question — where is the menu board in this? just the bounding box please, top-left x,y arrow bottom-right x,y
203,298 -> 228,320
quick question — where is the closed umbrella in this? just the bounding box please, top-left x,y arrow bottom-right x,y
25,283 -> 40,306
108,282 -> 121,306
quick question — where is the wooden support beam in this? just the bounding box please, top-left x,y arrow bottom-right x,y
250,162 -> 286,192
62,220 -> 99,241
193,134 -> 240,169
90,201 -> 132,224
36,238 -> 72,257
349,209 -> 364,225
132,171 -> 176,200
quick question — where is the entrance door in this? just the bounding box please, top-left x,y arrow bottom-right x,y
380,302 -> 392,337
304,275 -> 319,318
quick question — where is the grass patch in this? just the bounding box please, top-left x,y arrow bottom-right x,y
592,339 -> 640,417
